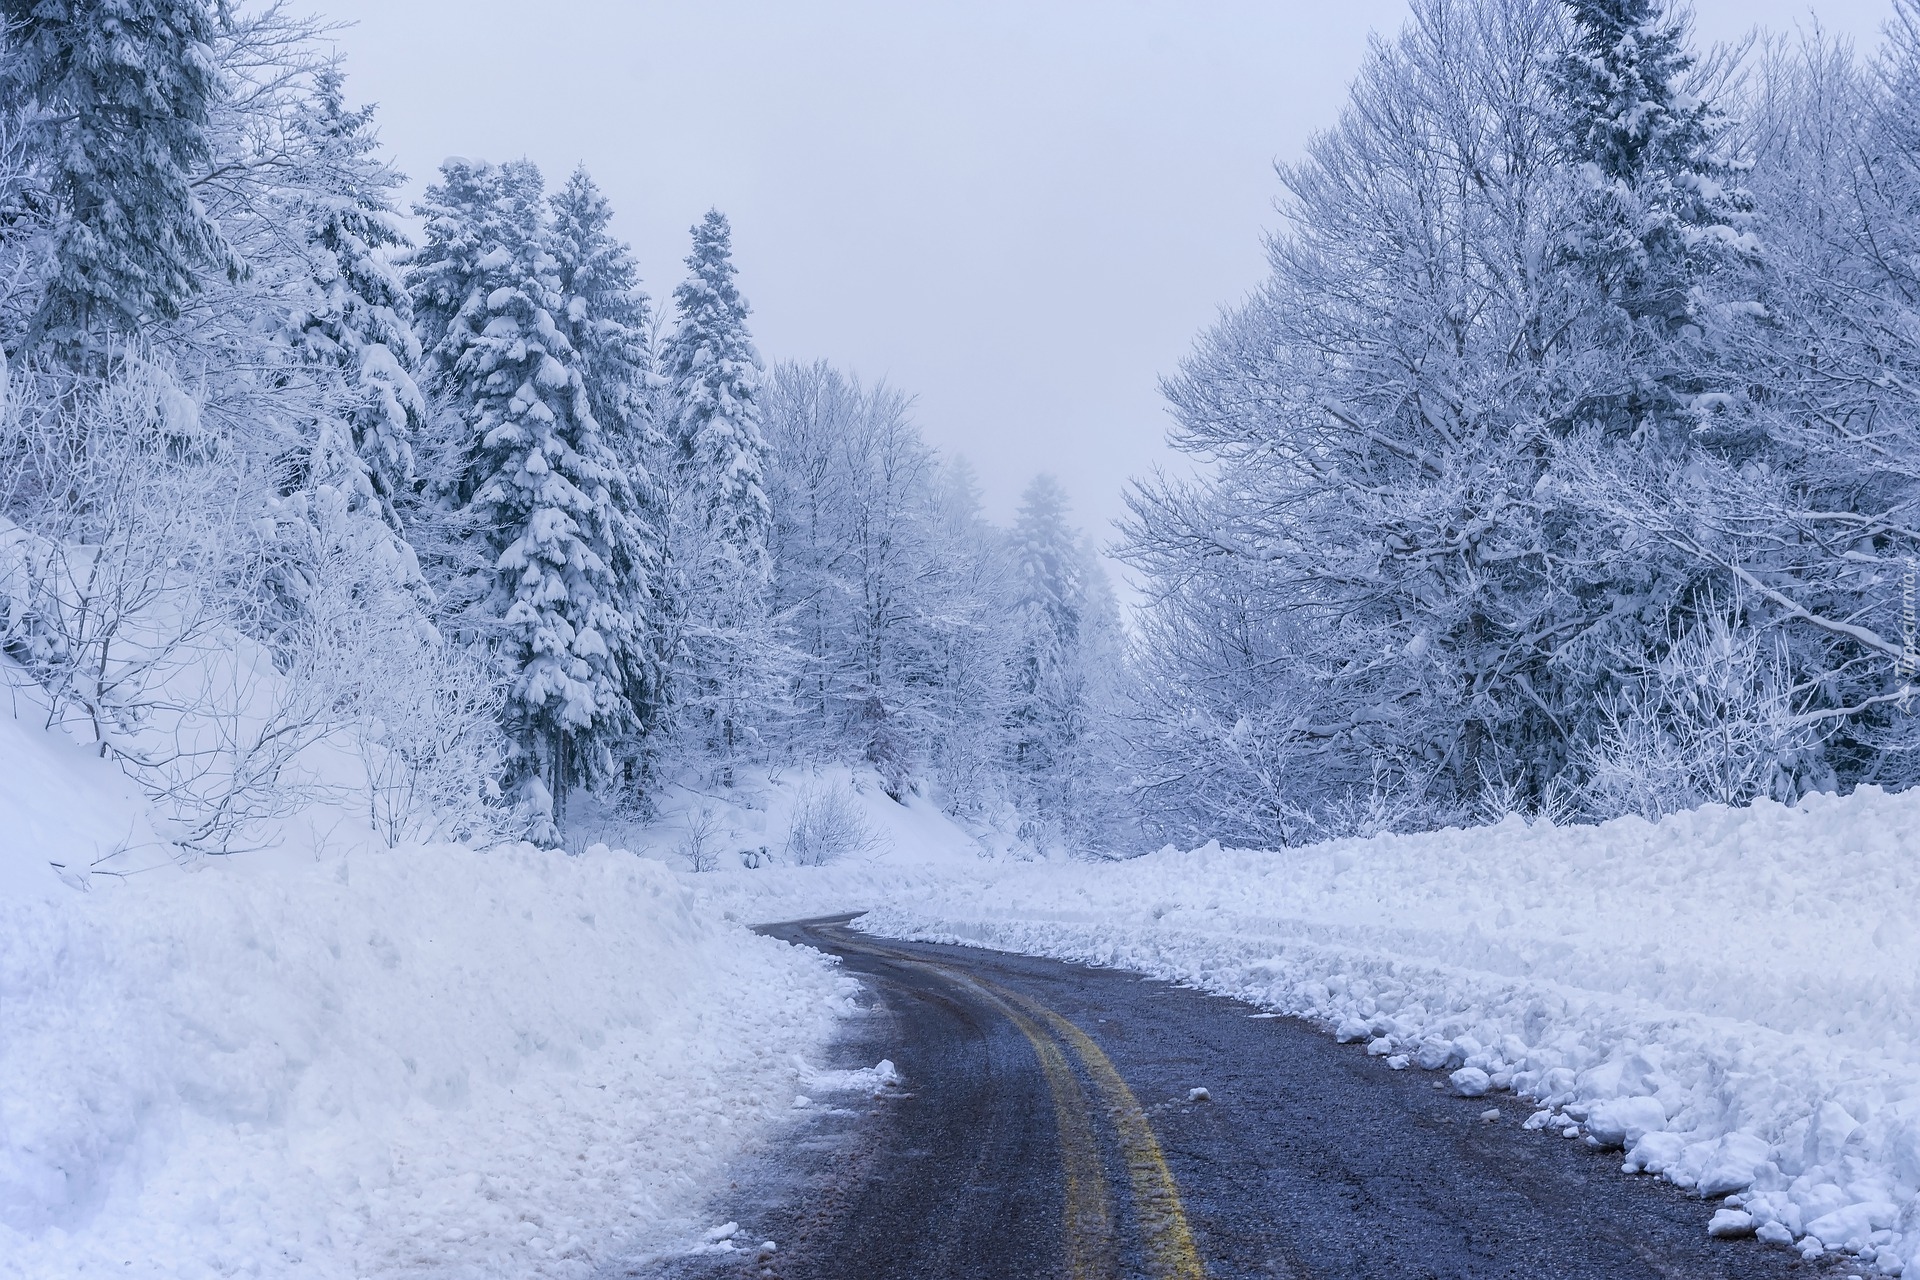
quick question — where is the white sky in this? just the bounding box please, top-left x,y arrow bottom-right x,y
313,0 -> 1896,570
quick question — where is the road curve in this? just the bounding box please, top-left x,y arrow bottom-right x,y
638,916 -> 1833,1280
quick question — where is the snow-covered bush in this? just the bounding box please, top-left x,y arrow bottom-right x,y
784,781 -> 882,866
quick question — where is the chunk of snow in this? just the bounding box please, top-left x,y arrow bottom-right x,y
1708,1209 -> 1756,1238
1804,1202 -> 1899,1246
1335,1016 -> 1372,1043
1449,1067 -> 1491,1097
1625,1131 -> 1689,1175
1692,1132 -> 1773,1198
1585,1096 -> 1666,1149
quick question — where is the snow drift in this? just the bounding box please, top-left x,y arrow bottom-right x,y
0,708 -> 853,1280
825,791 -> 1920,1274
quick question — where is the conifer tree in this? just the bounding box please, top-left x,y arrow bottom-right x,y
1555,0 -> 1756,436
658,210 -> 778,777
0,0 -> 242,349
1008,475 -> 1087,829
545,166 -> 664,778
283,65 -> 424,532
662,210 -> 770,583
408,158 -> 634,841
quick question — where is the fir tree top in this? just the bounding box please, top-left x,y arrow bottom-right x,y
662,208 -> 770,582
1558,0 -> 1721,188
408,157 -> 546,362
286,64 -> 417,367
547,166 -> 652,446
673,210 -> 748,337
1014,474 -> 1084,645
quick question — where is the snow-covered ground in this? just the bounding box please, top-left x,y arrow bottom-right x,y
691,787 -> 1920,1276
0,691 -> 856,1280
13,658 -> 1920,1278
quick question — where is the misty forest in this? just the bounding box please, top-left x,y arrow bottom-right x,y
5,0 -> 1920,860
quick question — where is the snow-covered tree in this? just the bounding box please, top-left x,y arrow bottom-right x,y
662,210 -> 769,583
0,0 -> 241,351
761,359 -> 1004,800
657,210 -> 779,778
1005,474 -> 1124,848
281,64 -> 424,532
1124,0 -> 1581,840
1008,475 -> 1083,789
409,158 -> 636,841
546,166 -> 664,785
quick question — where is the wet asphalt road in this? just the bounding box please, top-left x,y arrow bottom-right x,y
638,917 -> 1835,1280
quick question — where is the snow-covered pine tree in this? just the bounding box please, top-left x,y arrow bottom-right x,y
1544,0 -> 1847,810
1008,475 -> 1087,838
408,158 -> 635,841
1553,0 -> 1757,438
663,210 -> 770,582
545,165 -> 664,791
282,64 -> 425,534
0,0 -> 242,351
658,209 -> 779,779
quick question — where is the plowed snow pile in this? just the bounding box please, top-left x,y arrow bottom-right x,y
845,792 -> 1920,1274
0,708 -> 852,1280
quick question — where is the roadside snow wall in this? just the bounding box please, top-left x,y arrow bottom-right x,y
0,712 -> 852,1280
852,790 -> 1920,1275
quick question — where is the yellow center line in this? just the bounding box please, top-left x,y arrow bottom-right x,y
814,928 -> 1207,1279
958,979 -> 1116,1280
991,983 -> 1209,1280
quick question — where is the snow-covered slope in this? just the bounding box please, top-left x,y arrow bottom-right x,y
828,793 -> 1920,1274
0,700 -> 853,1279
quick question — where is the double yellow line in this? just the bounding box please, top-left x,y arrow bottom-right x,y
872,943 -> 1206,1280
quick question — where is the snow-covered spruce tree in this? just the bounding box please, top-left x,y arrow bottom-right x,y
1534,0 -> 1816,813
1008,474 -> 1083,811
0,0 -> 241,352
546,166 -> 665,795
658,210 -> 781,781
164,18 -> 451,744
408,158 -> 637,841
1546,0 -> 1902,813
1006,474 -> 1125,850
280,64 -> 425,534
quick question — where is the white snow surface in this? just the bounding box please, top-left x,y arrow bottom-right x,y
0,707 -> 855,1279
13,655 -> 1920,1277
699,788 -> 1920,1273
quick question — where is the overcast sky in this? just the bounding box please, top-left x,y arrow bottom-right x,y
314,0 -> 1896,573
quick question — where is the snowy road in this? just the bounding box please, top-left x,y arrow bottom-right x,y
646,917 -> 1831,1280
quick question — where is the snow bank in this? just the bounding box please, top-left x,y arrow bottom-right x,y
832,792 -> 1920,1274
0,715 -> 853,1279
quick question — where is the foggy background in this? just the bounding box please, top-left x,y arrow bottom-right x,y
313,0 -> 1895,575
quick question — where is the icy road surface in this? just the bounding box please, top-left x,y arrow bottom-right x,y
641,916 -> 1832,1280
